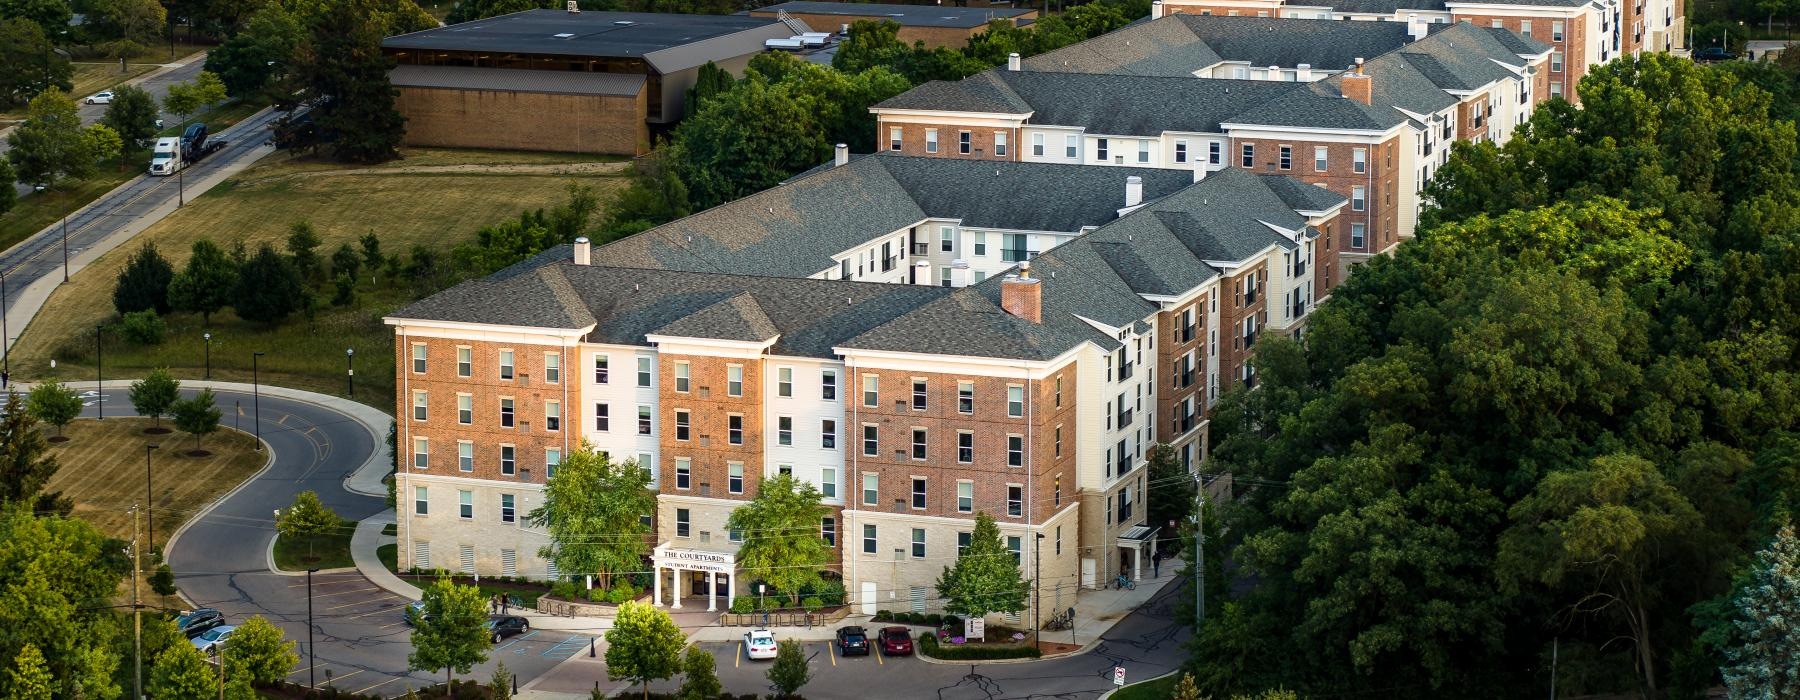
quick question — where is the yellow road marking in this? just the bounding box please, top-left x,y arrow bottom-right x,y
735,643 -> 742,668
876,647 -> 884,665
352,676 -> 408,696
828,641 -> 836,667
346,605 -> 403,620
322,669 -> 365,684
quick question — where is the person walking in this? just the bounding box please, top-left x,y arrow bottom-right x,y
1151,550 -> 1162,578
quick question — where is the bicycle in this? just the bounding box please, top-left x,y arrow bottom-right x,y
1113,575 -> 1136,591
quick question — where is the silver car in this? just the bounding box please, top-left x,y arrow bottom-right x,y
744,629 -> 777,660
191,625 -> 236,655
86,91 -> 114,105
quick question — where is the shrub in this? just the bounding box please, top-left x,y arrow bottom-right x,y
551,581 -> 583,600
729,596 -> 754,614
606,583 -> 637,604
801,596 -> 824,612
812,580 -> 846,607
585,586 -> 608,603
119,310 -> 166,345
916,632 -> 1040,661
925,613 -> 944,626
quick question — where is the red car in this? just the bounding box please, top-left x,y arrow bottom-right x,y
877,626 -> 913,656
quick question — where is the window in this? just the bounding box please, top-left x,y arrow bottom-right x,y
957,481 -> 973,513
821,420 -> 837,449
1551,51 -> 1564,72
1008,435 -> 1024,467
1174,140 -> 1188,163
456,347 -> 471,377
1096,138 -> 1109,161
413,437 -> 428,468
501,494 -> 515,523
1521,19 -> 1532,36
676,508 -> 691,537
911,477 -> 927,509
1064,134 -> 1078,158
1278,145 -> 1292,170
1208,141 -> 1221,165
500,398 -> 514,427
1055,376 -> 1062,407
1550,82 -> 1563,98
863,524 -> 878,553
1138,140 -> 1151,163
636,357 -> 651,387
937,227 -> 953,253
594,403 -> 610,431
822,517 -> 837,546
545,353 -> 560,383
676,458 -> 691,489
889,126 -> 902,151
1054,426 -> 1063,457
1352,186 -> 1366,211
1241,143 -> 1255,167
769,416 -> 789,446
1314,145 -> 1328,171
958,130 -> 971,155
729,527 -> 743,543
458,490 -> 472,519
638,406 -> 652,435
821,467 -> 837,499
1053,474 -> 1061,506
775,367 -> 792,398
675,410 -> 690,440
911,528 -> 926,558
1007,385 -> 1024,417
728,415 -> 743,445
958,531 -> 972,555
862,375 -> 878,407
674,361 -> 690,392
957,431 -> 974,463
411,344 -> 426,373
862,424 -> 879,457
546,448 -> 561,477
778,464 -> 792,476
545,400 -> 560,431
727,365 -> 743,397
863,473 -> 879,506
1032,132 -> 1044,156
458,441 -> 473,472
911,428 -> 927,460
926,129 -> 938,153
1351,222 -> 1366,248
1491,18 -> 1502,28
412,391 -> 428,421
821,370 -> 837,400
592,355 -> 609,384
1055,525 -> 1062,555
912,379 -> 927,410
1353,147 -> 1367,173
994,132 -> 1007,157
499,350 -> 514,380
1007,485 -> 1023,517
501,445 -> 515,475
1551,20 -> 1564,41
957,381 -> 973,414
1007,536 -> 1022,564
728,462 -> 743,494
457,394 -> 471,424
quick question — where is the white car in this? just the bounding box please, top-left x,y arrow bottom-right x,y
744,629 -> 777,660
86,91 -> 114,105
191,625 -> 236,655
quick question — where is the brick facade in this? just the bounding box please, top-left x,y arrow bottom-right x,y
1217,261 -> 1270,389
1233,136 -> 1400,255
395,335 -> 571,484
879,121 -> 1022,161
394,86 -> 650,156
1456,13 -> 1588,102
659,355 -> 765,501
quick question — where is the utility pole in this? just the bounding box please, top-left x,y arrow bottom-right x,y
1193,478 -> 1206,627
307,568 -> 319,690
217,644 -> 226,700
1033,532 -> 1044,649
145,445 -> 159,557
62,217 -> 69,282
132,504 -> 143,700
252,352 -> 264,449
95,325 -> 103,420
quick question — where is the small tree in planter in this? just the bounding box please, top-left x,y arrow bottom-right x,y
127,368 -> 180,432
276,490 -> 341,564
768,638 -> 811,698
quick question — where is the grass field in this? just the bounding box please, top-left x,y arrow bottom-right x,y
273,519 -> 357,571
67,63 -> 160,103
41,416 -> 264,609
1110,673 -> 1180,700
9,148 -> 628,407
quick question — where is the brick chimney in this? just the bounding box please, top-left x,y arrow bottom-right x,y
1341,58 -> 1371,105
1001,262 -> 1042,324
573,236 -> 591,265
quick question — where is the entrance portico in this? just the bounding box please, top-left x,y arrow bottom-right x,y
651,543 -> 736,612
1116,525 -> 1159,582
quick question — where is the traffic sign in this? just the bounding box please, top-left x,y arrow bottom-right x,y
1113,666 -> 1126,686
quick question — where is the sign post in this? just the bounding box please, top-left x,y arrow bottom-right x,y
1113,667 -> 1126,687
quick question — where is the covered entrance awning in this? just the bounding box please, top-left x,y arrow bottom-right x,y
651,543 -> 737,612
1116,525 -> 1160,582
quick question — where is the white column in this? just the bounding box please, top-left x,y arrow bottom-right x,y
653,565 -> 663,607
1132,547 -> 1142,581
671,570 -> 683,609
726,572 -> 736,611
706,571 -> 717,612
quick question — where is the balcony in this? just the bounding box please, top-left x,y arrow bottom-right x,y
911,243 -> 930,256
1116,408 -> 1133,428
1001,248 -> 1031,263
1244,288 -> 1258,305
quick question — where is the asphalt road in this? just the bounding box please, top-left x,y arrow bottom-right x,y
4,57 -> 209,200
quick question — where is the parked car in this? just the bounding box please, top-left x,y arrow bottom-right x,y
175,608 -> 225,639
835,625 -> 870,656
485,615 -> 529,642
191,625 -> 237,655
86,91 -> 114,104
1695,47 -> 1739,62
402,601 -> 427,625
744,629 -> 778,660
877,626 -> 914,656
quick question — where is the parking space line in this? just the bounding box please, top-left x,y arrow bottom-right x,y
324,597 -> 393,612
735,643 -> 741,668
323,669 -> 365,685
288,577 -> 360,588
493,631 -> 537,654
310,587 -> 382,599
828,642 -> 836,667
376,621 -> 411,631
345,604 -> 404,620
542,635 -> 589,658
352,676 -> 408,696
284,664 -> 319,678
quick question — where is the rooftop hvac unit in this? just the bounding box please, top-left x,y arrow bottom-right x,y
765,37 -> 805,49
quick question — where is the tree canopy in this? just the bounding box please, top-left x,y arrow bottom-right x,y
0,17 -> 71,108
408,576 -> 491,689
526,443 -> 655,589
725,472 -> 832,606
604,601 -> 686,697
935,511 -> 1028,618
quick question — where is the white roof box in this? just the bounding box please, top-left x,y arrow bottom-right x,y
765,37 -> 804,49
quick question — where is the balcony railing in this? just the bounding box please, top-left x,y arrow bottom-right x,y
911,243 -> 929,256
1001,248 -> 1031,263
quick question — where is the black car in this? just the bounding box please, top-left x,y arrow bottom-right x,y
485,615 -> 529,643
175,609 -> 225,639
1695,47 -> 1738,62
835,625 -> 870,656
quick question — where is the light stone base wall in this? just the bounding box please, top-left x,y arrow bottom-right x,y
397,473 -> 553,579
842,505 -> 1080,627
1075,463 -> 1152,592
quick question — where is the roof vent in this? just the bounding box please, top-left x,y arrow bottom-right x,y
835,143 -> 849,167
1007,52 -> 1021,71
573,237 -> 591,266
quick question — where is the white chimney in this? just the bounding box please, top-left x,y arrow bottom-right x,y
835,143 -> 849,166
573,236 -> 591,265
1408,14 -> 1427,41
1151,0 -> 1165,18
914,260 -> 932,286
1125,176 -> 1143,208
1193,167 -> 1207,183
950,258 -> 972,287
1296,63 -> 1312,81
1007,52 -> 1021,71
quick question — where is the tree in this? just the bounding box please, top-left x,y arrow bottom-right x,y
0,0 -> 72,37
286,0 -> 405,163
223,616 -> 299,686
726,473 -> 832,606
286,220 -> 324,282
409,576 -> 491,691
597,149 -> 690,239
171,388 -> 222,451
525,444 -> 656,590
1172,673 -> 1201,700
1721,524 -> 1800,699
935,511 -> 1028,619
147,642 -> 216,698
127,368 -> 179,429
87,0 -> 165,42
0,17 -> 71,108
0,389 -> 56,506
112,242 -> 174,315
83,123 -> 121,166
25,381 -> 80,439
766,638 -> 810,698
0,159 -> 14,216
331,242 -> 361,282
6,88 -> 92,185
604,601 -> 685,699
359,232 -> 383,279
0,508 -> 124,698
204,5 -> 302,100
102,85 -> 159,152
683,60 -> 734,117
233,243 -> 307,324
669,72 -> 827,209
677,644 -> 720,700
162,71 -> 228,125
1145,443 -> 1195,551
168,239 -> 239,324
490,661 -> 513,700
276,489 -> 340,562
445,0 -> 546,23
2,643 -> 52,700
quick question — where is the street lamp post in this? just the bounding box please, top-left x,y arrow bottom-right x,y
345,348 -> 354,397
252,352 -> 264,449
1033,533 -> 1044,649
2,268 -> 10,380
203,333 -> 211,380
62,215 -> 69,282
307,568 -> 319,690
95,325 -> 103,420
145,445 -> 159,557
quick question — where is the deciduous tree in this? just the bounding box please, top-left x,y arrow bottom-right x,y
168,239 -> 239,324
203,5 -> 301,99
162,71 -> 228,125
223,615 -> 299,685
767,638 -> 810,698
6,88 -> 92,185
102,84 -> 159,152
2,643 -> 51,700
171,388 -> 221,451
408,576 -> 492,691
233,243 -> 307,324
112,242 -> 174,315
726,472 -> 831,606
286,220 -> 323,282
526,444 -> 655,589
677,644 -> 720,700
147,642 -> 216,697
276,489 -> 340,562
0,508 -> 124,698
935,511 -> 1027,618
24,381 -> 80,439
604,601 -> 686,699
0,0 -> 72,37
127,368 -> 179,428
0,17 -> 71,108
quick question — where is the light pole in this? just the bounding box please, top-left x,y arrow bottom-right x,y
252,352 -> 264,449
307,568 -> 319,690
61,214 -> 69,282
2,267 -> 10,380
345,348 -> 354,397
203,332 -> 211,380
95,324 -> 103,419
145,444 -> 159,558
1033,532 -> 1044,649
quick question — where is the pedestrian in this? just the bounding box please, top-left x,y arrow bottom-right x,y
1152,551 -> 1162,578
2,370 -> 9,390
490,594 -> 499,615
500,594 -> 508,614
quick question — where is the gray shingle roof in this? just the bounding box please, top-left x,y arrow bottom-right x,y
1256,173 -> 1349,213
651,291 -> 779,342
390,262 -> 598,329
1020,15 -> 1224,76
1482,26 -> 1552,55
382,9 -> 796,74
1325,0 -> 1449,13
1220,80 -> 1407,130
389,65 -> 646,96
875,71 -> 1032,114
1022,16 -> 1417,77
752,2 -> 1032,28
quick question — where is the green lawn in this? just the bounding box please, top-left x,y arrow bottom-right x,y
377,543 -> 396,573
1111,673 -> 1180,700
273,519 -> 357,571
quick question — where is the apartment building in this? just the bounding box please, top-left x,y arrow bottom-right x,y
386,159 -> 1344,624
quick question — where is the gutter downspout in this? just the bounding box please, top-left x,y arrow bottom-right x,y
400,327 -> 411,571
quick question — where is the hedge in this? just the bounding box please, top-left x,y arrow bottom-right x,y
917,631 -> 1042,661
